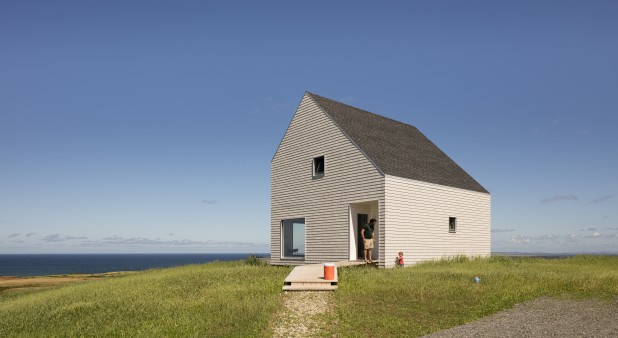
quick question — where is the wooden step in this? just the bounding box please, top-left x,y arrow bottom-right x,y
282,263 -> 338,291
283,284 -> 337,291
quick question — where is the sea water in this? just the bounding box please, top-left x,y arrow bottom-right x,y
0,253 -> 266,277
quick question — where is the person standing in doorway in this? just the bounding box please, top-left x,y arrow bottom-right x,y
362,218 -> 376,263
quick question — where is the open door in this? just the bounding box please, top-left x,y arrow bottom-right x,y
356,213 -> 368,259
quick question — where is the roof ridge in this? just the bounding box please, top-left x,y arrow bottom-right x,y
305,92 -> 416,130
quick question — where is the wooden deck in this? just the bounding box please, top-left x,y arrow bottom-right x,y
282,260 -> 372,291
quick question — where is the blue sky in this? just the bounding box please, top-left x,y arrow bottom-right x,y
1,1 -> 616,254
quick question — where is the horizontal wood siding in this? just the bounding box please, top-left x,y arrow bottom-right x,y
384,175 -> 490,267
271,94 -> 384,265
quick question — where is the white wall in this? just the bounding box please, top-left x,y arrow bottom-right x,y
271,94 -> 385,265
384,175 -> 491,267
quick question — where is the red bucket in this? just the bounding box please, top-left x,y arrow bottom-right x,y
323,263 -> 336,280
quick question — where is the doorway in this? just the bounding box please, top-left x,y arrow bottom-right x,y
348,201 -> 379,261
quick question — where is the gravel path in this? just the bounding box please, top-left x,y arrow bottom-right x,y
271,294 -> 617,337
271,291 -> 335,338
423,297 -> 618,338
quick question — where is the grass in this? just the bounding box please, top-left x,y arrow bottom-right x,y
0,260 -> 291,337
333,255 -> 618,337
0,272 -> 132,297
0,255 -> 616,337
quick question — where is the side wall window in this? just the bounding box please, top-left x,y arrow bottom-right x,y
449,217 -> 457,233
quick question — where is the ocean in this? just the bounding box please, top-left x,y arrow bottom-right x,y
0,253 -> 267,277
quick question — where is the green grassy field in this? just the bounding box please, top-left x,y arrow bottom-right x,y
0,259 -> 291,337
334,255 -> 618,337
1,255 -> 616,337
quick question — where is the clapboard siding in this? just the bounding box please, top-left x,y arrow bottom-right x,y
271,92 -> 490,268
271,94 -> 384,265
384,175 -> 491,267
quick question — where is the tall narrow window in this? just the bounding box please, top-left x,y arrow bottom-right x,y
449,217 -> 457,233
313,156 -> 324,177
281,218 -> 305,259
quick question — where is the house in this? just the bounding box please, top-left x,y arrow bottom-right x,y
271,92 -> 490,267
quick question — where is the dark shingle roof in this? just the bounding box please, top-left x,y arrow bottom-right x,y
307,92 -> 489,194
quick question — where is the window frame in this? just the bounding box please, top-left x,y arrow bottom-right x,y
449,217 -> 457,233
312,156 -> 325,178
280,218 -> 306,260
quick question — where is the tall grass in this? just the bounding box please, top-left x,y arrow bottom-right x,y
2,256 -> 617,337
334,255 -> 618,337
0,261 -> 291,337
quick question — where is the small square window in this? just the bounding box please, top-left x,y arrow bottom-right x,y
449,217 -> 457,233
313,156 -> 324,177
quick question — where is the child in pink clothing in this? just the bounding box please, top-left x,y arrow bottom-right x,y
396,251 -> 404,267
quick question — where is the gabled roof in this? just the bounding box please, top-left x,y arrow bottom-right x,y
306,92 -> 489,194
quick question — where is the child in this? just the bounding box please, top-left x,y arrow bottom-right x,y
396,251 -> 404,267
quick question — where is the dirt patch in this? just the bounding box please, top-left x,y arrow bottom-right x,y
1,277 -> 90,286
0,273 -> 131,295
422,297 -> 618,338
272,291 -> 336,337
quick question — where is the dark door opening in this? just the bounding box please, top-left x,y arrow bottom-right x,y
357,213 -> 368,259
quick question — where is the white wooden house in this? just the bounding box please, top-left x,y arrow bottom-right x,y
271,92 -> 490,267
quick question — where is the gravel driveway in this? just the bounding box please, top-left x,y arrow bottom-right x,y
422,297 -> 618,338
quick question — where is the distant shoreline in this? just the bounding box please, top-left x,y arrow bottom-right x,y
492,252 -> 618,258
0,253 -> 268,277
3,252 -> 618,278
